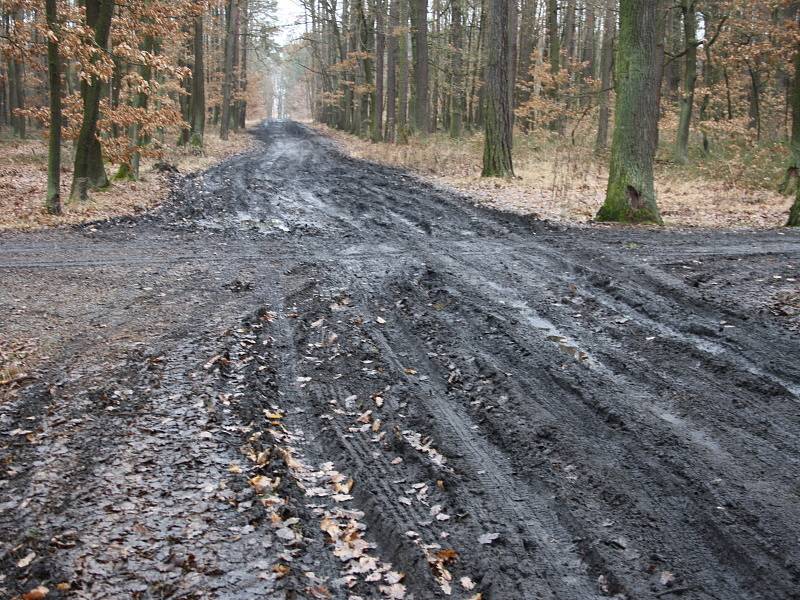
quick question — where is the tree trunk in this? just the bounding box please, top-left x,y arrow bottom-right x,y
482,0 -> 513,177
385,0 -> 398,141
748,65 -> 762,141
449,0 -> 464,138
674,0 -> 696,164
220,0 -> 238,140
372,0 -> 385,140
191,14 -> 206,146
410,0 -> 429,133
595,0 -> 614,151
596,0 -> 663,224
547,0 -> 561,132
238,0 -> 248,128
397,0 -> 410,140
45,0 -> 62,215
787,45 -> 800,225
563,0 -> 576,60
70,0 -> 113,202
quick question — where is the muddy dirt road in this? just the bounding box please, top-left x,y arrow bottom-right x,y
2,121 -> 800,600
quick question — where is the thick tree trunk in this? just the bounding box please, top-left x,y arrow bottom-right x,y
410,0 -> 429,133
482,0 -> 513,177
596,0 -> 663,224
45,0 -> 62,215
674,0 -> 697,164
70,0 -> 113,202
449,0 -> 464,138
595,0 -> 614,151
385,0 -> 398,141
220,0 -> 238,140
191,15 -> 206,146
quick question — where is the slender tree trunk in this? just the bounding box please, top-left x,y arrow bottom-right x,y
563,0 -> 576,60
220,0 -> 238,140
238,0 -> 248,128
45,0 -> 62,215
385,0 -> 398,141
508,0 -> 518,130
788,45 -> 800,225
70,0 -> 113,202
482,0 -> 513,177
191,14 -> 206,146
547,0 -> 561,132
595,0 -> 614,151
674,0 -> 696,164
596,0 -> 663,224
372,0 -> 385,140
397,0 -> 409,140
748,65 -> 762,141
449,0 -> 464,138
410,0 -> 429,133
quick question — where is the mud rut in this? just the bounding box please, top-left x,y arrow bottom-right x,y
1,121 -> 799,600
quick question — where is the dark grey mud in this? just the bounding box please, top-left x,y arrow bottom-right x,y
1,121 -> 799,599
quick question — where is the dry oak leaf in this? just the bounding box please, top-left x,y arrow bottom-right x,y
460,576 -> 476,590
23,586 -> 49,600
273,564 -> 290,578
435,549 -> 459,563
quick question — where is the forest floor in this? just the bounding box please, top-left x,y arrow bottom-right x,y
0,129 -> 254,231
1,120 -> 800,600
317,124 -> 795,229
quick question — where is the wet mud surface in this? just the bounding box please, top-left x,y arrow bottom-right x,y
1,120 -> 799,599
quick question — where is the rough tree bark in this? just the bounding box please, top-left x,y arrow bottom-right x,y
547,0 -> 561,132
596,0 -> 663,224
449,0 -> 463,138
238,0 -> 248,129
410,0 -> 429,133
190,14 -> 206,146
220,0 -> 238,140
397,0 -> 410,140
385,0 -> 398,141
595,0 -> 614,151
45,0 -> 62,214
372,0 -> 385,141
674,0 -> 697,164
482,0 -> 513,177
70,0 -> 113,202
788,44 -> 800,226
